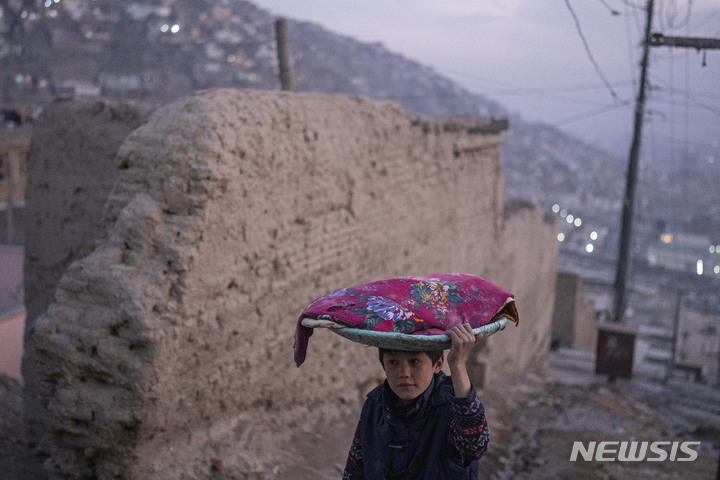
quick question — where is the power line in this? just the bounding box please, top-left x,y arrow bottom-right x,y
442,67 -> 634,95
552,103 -> 630,126
565,0 -> 625,102
649,75 -> 720,115
659,0 -> 695,30
598,0 -> 621,15
617,0 -> 648,12
624,0 -> 643,88
487,80 -> 636,96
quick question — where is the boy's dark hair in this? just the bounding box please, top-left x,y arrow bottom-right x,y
378,348 -> 444,366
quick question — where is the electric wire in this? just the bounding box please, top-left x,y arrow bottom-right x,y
649,74 -> 720,116
552,103 -> 630,126
624,0 -> 642,88
599,0 -> 621,15
565,0 -> 626,103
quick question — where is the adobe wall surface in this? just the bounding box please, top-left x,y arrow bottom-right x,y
23,98 -> 155,324
23,89 -> 558,479
485,201 -> 558,385
21,99 -> 155,476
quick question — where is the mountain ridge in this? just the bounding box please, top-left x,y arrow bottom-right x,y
2,0 -> 717,247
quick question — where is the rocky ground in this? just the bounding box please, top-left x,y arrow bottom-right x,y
2,349 -> 719,479
0,375 -> 27,479
478,349 -> 720,480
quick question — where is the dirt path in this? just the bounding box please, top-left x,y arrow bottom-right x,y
3,350 -> 719,479
478,350 -> 720,479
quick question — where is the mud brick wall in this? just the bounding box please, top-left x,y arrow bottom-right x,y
21,99 -> 155,478
489,200 -> 558,384
22,89 -> 557,479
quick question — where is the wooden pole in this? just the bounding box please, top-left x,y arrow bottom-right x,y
613,0 -> 654,323
274,18 -> 293,91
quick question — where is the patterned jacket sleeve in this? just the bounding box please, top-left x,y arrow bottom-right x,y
342,425 -> 364,479
447,386 -> 489,466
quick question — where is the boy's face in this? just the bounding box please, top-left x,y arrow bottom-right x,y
382,351 -> 444,405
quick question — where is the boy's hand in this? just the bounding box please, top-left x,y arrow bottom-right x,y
445,324 -> 476,398
446,323 -> 476,367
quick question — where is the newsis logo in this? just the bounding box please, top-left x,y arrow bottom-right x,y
570,441 -> 701,462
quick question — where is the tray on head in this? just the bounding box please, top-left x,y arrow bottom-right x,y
301,317 -> 508,351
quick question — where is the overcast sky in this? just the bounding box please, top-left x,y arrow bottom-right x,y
252,0 -> 719,164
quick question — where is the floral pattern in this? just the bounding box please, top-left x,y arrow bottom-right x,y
350,296 -> 423,333
410,280 -> 464,318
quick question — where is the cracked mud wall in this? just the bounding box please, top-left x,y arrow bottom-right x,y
22,98 -> 155,479
23,89 -> 557,479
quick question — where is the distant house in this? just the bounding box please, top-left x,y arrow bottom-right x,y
54,80 -> 102,99
646,231 -> 718,276
676,306 -> 720,384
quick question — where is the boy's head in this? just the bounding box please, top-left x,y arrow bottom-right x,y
378,349 -> 444,405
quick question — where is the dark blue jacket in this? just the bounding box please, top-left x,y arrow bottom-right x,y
342,372 -> 489,479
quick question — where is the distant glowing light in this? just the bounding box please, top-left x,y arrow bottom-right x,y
696,260 -> 704,275
552,204 -> 560,213
660,233 -> 673,244
590,231 -> 598,240
161,24 -> 169,32
557,233 -> 565,242
44,0 -> 52,7
227,54 -> 237,63
586,244 -> 594,253
566,214 -> 574,224
574,218 -> 582,227
560,209 -> 568,218
709,155 -> 715,164
714,266 -> 720,274
171,24 -> 180,33
711,246 -> 716,254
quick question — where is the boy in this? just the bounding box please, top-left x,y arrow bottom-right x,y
342,323 -> 489,479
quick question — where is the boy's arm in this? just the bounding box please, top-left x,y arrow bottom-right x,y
445,323 -> 476,398
446,324 -> 490,464
342,424 -> 364,479
449,387 -> 489,464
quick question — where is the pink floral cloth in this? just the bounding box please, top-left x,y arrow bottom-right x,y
294,273 -> 518,367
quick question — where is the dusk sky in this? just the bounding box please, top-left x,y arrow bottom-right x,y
252,0 -> 719,165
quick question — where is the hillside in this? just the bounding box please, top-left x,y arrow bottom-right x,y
1,0 -> 718,254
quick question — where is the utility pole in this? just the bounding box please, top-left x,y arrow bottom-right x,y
612,2 -> 720,324
274,18 -> 293,91
645,28 -> 720,480
613,0 -> 654,323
